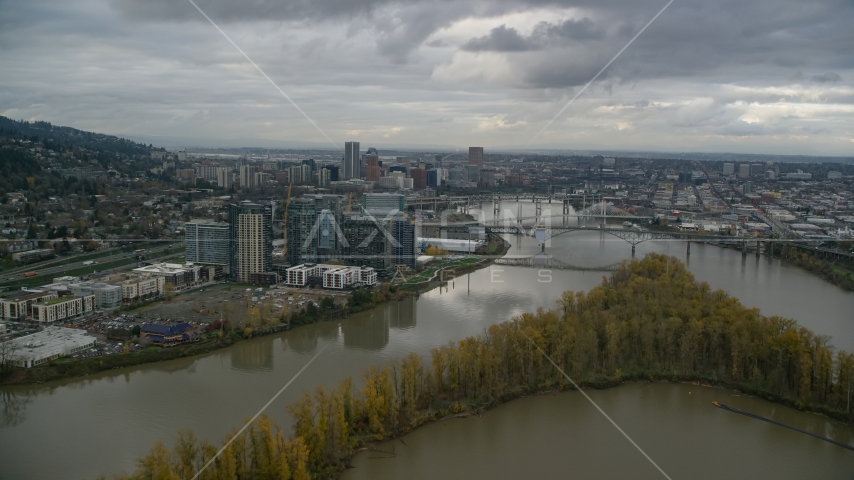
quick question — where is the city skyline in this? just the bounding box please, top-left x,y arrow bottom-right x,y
1,0 -> 852,156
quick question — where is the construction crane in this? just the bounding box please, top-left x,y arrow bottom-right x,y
282,183 -> 292,256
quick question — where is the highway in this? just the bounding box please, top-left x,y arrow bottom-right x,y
0,243 -> 182,287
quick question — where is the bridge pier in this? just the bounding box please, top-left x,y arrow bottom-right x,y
631,245 -> 635,257
741,241 -> 747,257
686,242 -> 690,255
756,242 -> 761,258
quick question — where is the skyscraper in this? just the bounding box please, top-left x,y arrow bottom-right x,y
469,147 -> 484,169
343,141 -> 360,180
365,155 -> 381,182
229,202 -> 273,283
285,198 -> 318,266
216,167 -> 231,188
239,165 -> 254,189
391,215 -> 416,269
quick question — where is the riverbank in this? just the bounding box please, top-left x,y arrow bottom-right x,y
109,254 -> 854,480
768,243 -> 854,292
0,247 -> 508,387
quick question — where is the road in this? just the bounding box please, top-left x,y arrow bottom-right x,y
1,243 -> 182,287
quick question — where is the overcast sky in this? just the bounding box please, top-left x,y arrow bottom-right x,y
1,0 -> 853,155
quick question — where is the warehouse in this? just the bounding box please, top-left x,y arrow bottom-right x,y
1,327 -> 96,368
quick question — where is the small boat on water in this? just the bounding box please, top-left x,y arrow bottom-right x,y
711,401 -> 722,407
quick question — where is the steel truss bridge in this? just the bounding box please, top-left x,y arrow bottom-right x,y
492,256 -> 621,272
438,224 -> 852,258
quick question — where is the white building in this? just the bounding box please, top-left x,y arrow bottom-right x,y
0,290 -> 58,320
31,294 -> 95,322
132,263 -> 203,291
2,327 -> 96,368
323,267 -> 359,289
40,280 -> 122,310
121,276 -> 166,303
417,237 -> 485,253
285,264 -> 377,289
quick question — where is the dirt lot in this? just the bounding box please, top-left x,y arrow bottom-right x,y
137,284 -> 352,324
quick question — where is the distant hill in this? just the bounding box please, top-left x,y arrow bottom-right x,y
0,116 -> 162,201
0,116 -> 154,157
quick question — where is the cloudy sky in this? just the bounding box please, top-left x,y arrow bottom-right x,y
1,0 -> 853,155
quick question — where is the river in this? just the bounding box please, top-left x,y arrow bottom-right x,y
1,201 -> 853,479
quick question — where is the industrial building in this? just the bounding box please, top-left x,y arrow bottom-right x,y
184,220 -> 230,268
417,237 -> 485,253
229,202 -> 274,284
1,327 -> 96,368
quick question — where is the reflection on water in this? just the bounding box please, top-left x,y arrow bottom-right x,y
231,338 -> 273,372
0,389 -> 30,428
1,203 -> 853,479
342,298 -> 418,351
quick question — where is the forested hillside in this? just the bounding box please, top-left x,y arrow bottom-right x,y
0,116 -> 162,202
104,254 -> 854,480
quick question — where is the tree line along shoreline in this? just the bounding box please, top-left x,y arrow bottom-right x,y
101,253 -> 854,480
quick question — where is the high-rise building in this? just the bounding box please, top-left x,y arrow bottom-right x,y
410,168 -> 427,190
319,167 -> 331,188
750,164 -> 764,176
343,141 -> 360,180
342,214 -> 390,273
194,165 -> 218,182
427,169 -> 440,188
286,198 -> 318,266
469,147 -> 484,169
391,215 -> 416,269
239,165 -> 254,189
365,155 -> 381,182
185,220 -> 230,267
323,164 -> 340,181
738,164 -> 751,179
216,167 -> 231,188
229,202 -> 273,283
722,163 -> 735,175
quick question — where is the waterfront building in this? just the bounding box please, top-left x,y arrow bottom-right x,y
286,198 -> 318,266
391,215 -> 416,269
1,327 -> 96,368
140,323 -> 192,347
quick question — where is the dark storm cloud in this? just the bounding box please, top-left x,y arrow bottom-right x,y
462,25 -> 540,52
811,73 -> 842,83
452,0 -> 854,89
